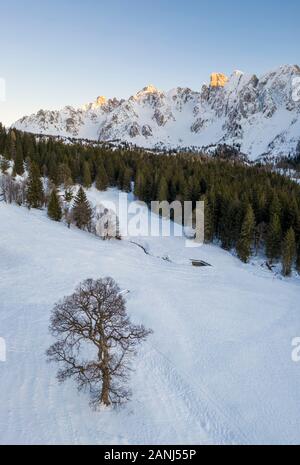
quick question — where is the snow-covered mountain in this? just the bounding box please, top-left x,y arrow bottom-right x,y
13,65 -> 300,160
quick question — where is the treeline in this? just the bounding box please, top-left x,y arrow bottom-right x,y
1,124 -> 300,276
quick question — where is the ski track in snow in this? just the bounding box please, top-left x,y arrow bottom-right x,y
0,188 -> 300,444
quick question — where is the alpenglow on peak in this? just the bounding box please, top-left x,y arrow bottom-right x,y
95,96 -> 107,106
142,84 -> 158,93
210,73 -> 229,87
134,84 -> 159,97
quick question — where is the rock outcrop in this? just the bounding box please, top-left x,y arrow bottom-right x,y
210,72 -> 229,87
95,96 -> 106,106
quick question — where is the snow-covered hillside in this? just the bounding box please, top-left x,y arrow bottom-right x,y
13,65 -> 300,160
1,188 -> 300,444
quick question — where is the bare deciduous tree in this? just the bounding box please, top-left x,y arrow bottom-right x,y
0,174 -> 26,205
46,277 -> 152,407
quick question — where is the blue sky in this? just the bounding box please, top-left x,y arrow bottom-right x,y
1,0 -> 299,125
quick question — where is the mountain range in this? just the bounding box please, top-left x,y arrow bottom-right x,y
13,65 -> 300,161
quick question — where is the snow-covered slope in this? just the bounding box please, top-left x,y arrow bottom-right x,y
13,65 -> 300,160
1,188 -> 300,444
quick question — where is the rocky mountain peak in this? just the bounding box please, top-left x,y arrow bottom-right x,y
133,84 -> 160,100
210,73 -> 229,87
95,95 -> 107,106
142,84 -> 158,94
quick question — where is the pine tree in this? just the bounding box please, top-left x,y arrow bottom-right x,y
269,194 -> 281,219
6,130 -> 16,160
236,204 -> 255,262
177,176 -> 188,203
72,186 -> 93,230
157,176 -> 169,202
82,161 -> 92,188
47,189 -> 62,222
48,157 -> 59,185
219,193 -> 236,250
95,162 -> 109,191
58,163 -> 73,187
13,141 -> 24,176
266,213 -> 282,263
134,170 -> 145,198
104,156 -> 115,185
26,162 -> 44,209
122,167 -> 132,193
202,194 -> 214,243
281,228 -> 296,276
0,157 -> 10,173
142,171 -> 154,204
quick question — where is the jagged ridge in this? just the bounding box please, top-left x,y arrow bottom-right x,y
13,65 -> 300,161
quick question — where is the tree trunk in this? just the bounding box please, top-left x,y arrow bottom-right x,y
99,343 -> 110,406
100,367 -> 110,406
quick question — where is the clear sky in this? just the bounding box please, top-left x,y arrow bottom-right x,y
1,0 -> 299,126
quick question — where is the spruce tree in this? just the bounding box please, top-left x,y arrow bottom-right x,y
177,177 -> 188,202
48,157 -> 59,185
236,204 -> 255,263
219,194 -> 236,250
6,130 -> 16,160
82,161 -> 92,188
142,171 -> 154,204
269,194 -> 281,219
157,176 -> 169,202
95,162 -> 109,191
281,228 -> 296,276
26,162 -> 44,209
72,186 -> 92,230
58,163 -> 73,187
104,157 -> 115,185
47,189 -> 62,222
134,171 -> 145,199
122,167 -> 132,193
266,213 -> 282,263
0,157 -> 10,173
201,194 -> 214,243
13,141 -> 24,176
